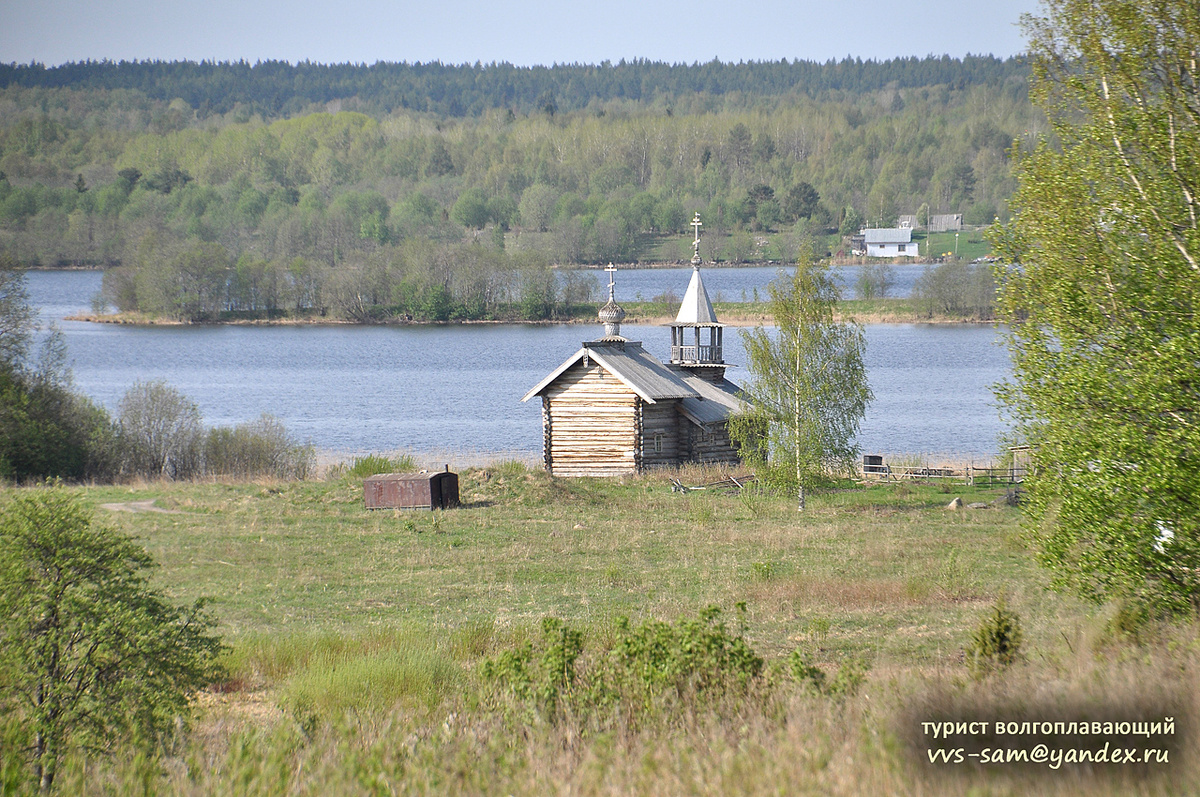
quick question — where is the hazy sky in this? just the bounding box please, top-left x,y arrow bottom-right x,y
2,0 -> 1040,67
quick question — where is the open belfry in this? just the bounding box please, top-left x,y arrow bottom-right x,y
522,214 -> 743,476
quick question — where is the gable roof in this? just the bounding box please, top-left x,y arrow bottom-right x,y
675,268 -> 720,326
521,341 -> 699,404
863,227 -> 913,244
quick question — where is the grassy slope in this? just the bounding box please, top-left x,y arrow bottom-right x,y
16,469 -> 1199,795
77,469 -> 1036,660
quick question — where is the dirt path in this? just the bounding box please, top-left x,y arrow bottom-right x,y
98,500 -> 187,514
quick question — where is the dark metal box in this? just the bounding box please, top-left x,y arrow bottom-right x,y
363,470 -> 459,510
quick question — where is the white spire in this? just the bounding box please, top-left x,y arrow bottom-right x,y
675,267 -> 718,325
676,213 -> 718,325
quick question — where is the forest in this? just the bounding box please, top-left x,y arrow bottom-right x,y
0,56 -> 1039,321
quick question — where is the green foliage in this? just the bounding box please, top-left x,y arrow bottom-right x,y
450,188 -> 489,229
0,56 -> 1035,307
992,0 -> 1200,615
0,489 -> 223,791
964,598 -> 1023,678
0,265 -> 120,482
787,650 -> 827,691
0,255 -> 32,369
787,649 -> 870,700
113,382 -> 312,482
912,261 -> 996,318
481,606 -> 764,726
481,618 -> 583,717
204,414 -> 315,480
0,365 -> 119,483
117,380 -> 204,480
853,263 -> 895,300
731,254 -> 873,506
611,604 -> 763,699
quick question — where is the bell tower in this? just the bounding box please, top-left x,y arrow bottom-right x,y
669,213 -> 726,381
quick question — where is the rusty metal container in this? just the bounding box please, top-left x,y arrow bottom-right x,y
364,469 -> 459,510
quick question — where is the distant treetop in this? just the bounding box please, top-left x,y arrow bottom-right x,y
0,55 -> 1028,118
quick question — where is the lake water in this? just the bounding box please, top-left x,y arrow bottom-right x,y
570,263 -> 931,303
25,269 -> 1011,463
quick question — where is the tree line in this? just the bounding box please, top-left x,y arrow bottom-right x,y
0,55 -> 1028,118
0,255 -> 313,481
0,57 -> 1037,320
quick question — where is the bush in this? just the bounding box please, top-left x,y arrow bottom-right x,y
117,380 -> 203,480
481,606 -> 765,727
204,414 -> 314,480
912,262 -> 996,318
0,489 -> 223,791
0,366 -> 119,483
965,598 -> 1023,678
787,649 -> 869,700
854,263 -> 895,299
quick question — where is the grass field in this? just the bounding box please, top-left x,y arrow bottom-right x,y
5,466 -> 1197,795
78,466 -> 1033,655
918,230 -> 995,262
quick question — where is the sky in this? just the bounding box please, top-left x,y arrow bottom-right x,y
1,0 -> 1040,67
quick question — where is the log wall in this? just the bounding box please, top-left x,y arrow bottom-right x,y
684,421 -> 741,466
641,401 -> 681,468
544,361 -> 639,477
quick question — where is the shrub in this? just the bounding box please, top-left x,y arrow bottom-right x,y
480,618 -> 583,717
787,649 -> 869,700
205,414 -> 314,480
480,606 -> 764,726
965,598 -> 1023,678
117,380 -> 203,480
0,489 -> 223,791
610,604 -> 763,702
854,263 -> 894,299
912,261 -> 995,318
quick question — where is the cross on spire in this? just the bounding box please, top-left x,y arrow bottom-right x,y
690,212 -> 703,266
605,262 -> 618,301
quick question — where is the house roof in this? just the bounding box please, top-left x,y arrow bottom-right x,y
863,228 -> 913,244
521,340 -> 699,404
677,373 -> 743,425
674,267 -> 720,326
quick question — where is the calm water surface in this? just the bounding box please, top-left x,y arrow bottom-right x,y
572,263 -> 931,302
26,269 -> 1010,461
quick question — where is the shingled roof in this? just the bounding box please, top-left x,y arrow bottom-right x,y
677,373 -> 743,425
521,340 -> 699,404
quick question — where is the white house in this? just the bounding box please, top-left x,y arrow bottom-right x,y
863,227 -> 917,258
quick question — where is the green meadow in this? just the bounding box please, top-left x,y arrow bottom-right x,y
8,463 -> 1196,795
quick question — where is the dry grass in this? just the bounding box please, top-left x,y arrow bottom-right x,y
6,469 -> 1199,795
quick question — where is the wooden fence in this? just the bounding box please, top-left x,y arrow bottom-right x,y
860,463 -> 1027,484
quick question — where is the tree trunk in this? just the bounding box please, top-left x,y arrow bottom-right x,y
795,330 -> 804,511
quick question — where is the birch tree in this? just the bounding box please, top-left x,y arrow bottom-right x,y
730,255 -> 872,509
993,0 -> 1200,615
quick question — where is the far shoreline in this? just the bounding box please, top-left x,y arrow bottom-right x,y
68,303 -> 1000,328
